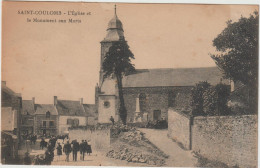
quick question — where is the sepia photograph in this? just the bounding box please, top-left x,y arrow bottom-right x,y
1,1 -> 258,167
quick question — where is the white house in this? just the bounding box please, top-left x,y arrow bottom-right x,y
54,96 -> 87,135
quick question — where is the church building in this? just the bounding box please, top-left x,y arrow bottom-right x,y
95,6 -> 230,124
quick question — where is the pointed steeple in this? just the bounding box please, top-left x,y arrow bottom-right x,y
103,5 -> 125,42
115,4 -> 117,15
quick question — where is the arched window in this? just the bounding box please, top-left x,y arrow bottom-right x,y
139,93 -> 146,112
46,111 -> 50,118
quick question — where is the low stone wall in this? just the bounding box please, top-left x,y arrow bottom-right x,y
168,109 -> 257,167
192,115 -> 257,168
69,128 -> 111,151
168,108 -> 191,149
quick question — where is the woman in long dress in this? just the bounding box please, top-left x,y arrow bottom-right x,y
56,142 -> 62,161
86,140 -> 92,155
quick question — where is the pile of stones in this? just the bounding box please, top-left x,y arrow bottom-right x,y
120,130 -> 169,158
121,130 -> 144,141
107,129 -> 168,166
106,147 -> 165,166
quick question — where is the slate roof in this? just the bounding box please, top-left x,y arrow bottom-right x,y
35,104 -> 58,115
83,104 -> 97,117
56,100 -> 86,116
22,100 -> 35,115
107,13 -> 124,31
2,83 -> 21,97
103,12 -> 125,42
122,67 -> 229,88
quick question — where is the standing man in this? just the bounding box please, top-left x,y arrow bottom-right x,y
40,138 -> 45,150
110,116 -> 115,125
56,142 -> 62,161
72,139 -> 79,161
63,141 -> 71,162
23,152 -> 32,165
44,150 -> 52,165
79,140 -> 85,161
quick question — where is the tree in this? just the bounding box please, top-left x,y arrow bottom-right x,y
191,82 -> 231,116
210,11 -> 258,112
102,41 -> 135,125
191,81 -> 210,116
203,83 -> 230,115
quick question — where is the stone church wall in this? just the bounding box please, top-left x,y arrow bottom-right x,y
123,86 -> 192,122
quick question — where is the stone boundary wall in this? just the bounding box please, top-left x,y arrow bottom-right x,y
192,115 -> 257,168
168,109 -> 257,167
168,108 -> 191,149
69,128 -> 111,151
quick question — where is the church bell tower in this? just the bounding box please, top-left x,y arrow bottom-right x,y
97,5 -> 127,123
99,5 -> 126,85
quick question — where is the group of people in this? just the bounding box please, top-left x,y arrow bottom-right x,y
62,139 -> 92,162
23,135 -> 92,164
22,134 -> 37,145
39,137 -> 58,165
24,137 -> 57,165
40,136 -> 57,150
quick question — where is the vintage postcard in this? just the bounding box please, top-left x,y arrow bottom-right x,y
1,1 -> 258,167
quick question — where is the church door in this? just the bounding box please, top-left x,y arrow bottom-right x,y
153,110 -> 161,121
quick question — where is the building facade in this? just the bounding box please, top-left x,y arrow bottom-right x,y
1,81 -> 22,163
34,104 -> 58,136
21,98 -> 35,136
55,96 -> 88,135
83,104 -> 98,125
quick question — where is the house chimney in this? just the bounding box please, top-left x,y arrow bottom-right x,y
2,81 -> 6,86
32,97 -> 35,105
80,98 -> 83,105
54,96 -> 58,106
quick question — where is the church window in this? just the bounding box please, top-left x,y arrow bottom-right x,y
139,93 -> 146,112
104,101 -> 110,108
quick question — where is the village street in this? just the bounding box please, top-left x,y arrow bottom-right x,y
139,129 -> 198,167
51,129 -> 198,166
20,142 -> 147,166
18,128 -> 198,167
51,151 -> 150,166
51,129 -> 198,167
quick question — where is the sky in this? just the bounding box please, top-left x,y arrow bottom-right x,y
2,2 -> 258,104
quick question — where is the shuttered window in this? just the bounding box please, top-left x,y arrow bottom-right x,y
67,118 -> 79,126
73,119 -> 79,126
